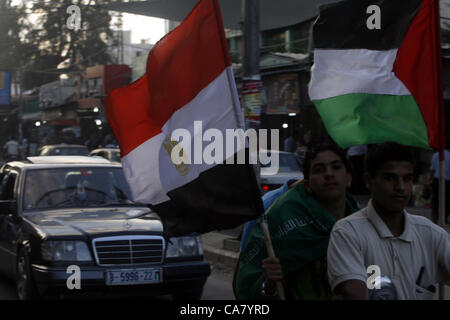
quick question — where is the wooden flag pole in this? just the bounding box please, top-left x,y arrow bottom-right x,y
438,152 -> 446,227
438,150 -> 446,300
222,22 -> 286,299
217,0 -> 285,299
259,215 -> 286,300
434,0 -> 446,300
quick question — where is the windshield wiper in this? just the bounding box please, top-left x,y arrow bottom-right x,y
125,208 -> 154,220
96,200 -> 138,207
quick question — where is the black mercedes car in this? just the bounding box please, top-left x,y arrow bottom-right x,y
0,156 -> 210,299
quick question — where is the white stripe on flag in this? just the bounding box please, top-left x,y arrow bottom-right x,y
122,133 -> 170,204
308,49 -> 411,101
160,67 -> 243,194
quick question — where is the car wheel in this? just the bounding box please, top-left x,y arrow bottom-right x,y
16,247 -> 37,300
172,287 -> 204,300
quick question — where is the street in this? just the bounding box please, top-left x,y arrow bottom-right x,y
201,265 -> 235,300
0,275 -> 16,300
0,264 -> 235,300
1,0 -> 449,306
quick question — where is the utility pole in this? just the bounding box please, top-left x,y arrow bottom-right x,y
18,64 -> 24,143
242,1 -> 285,300
243,0 -> 260,80
242,0 -> 262,131
116,12 -> 124,65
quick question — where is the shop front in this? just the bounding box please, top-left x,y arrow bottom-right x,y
21,96 -> 42,156
39,78 -> 80,146
258,53 -> 331,152
78,64 -> 131,146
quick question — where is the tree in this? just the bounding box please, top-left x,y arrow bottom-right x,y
0,0 -> 30,85
23,0 -> 115,89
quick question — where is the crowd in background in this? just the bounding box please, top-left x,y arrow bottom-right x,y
1,128 -> 118,162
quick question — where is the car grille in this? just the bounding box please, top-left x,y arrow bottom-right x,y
92,236 -> 165,266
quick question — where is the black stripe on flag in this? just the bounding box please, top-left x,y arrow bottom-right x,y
313,0 -> 423,50
150,151 -> 263,238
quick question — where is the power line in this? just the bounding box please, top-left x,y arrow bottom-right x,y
15,37 -> 140,75
26,46 -> 111,74
121,42 -> 153,49
6,44 -> 110,75
0,12 -> 113,47
26,39 -> 153,74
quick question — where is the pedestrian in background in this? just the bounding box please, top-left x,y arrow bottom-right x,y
40,133 -> 49,147
346,144 -> 368,195
22,138 -> 28,158
425,148 -> 450,224
283,134 -> 296,153
3,136 -> 21,161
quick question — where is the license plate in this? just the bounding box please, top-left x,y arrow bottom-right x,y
105,268 -> 163,286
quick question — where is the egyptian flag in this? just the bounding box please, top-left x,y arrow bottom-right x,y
308,0 -> 445,150
106,0 -> 263,237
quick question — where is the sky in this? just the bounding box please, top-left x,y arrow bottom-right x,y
121,13 -> 167,44
9,0 -> 450,47
119,1 -> 450,44
10,0 -> 168,45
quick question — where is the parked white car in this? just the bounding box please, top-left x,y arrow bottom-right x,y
258,150 -> 304,193
89,148 -> 121,163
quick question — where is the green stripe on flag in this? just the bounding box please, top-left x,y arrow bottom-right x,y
313,93 -> 430,149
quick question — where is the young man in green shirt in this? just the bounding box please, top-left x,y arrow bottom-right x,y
234,144 -> 358,299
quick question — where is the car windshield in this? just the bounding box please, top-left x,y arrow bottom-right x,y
43,147 -> 89,156
260,152 -> 302,172
111,151 -> 121,162
23,167 -> 135,210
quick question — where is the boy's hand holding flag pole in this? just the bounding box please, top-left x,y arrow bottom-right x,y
259,214 -> 287,300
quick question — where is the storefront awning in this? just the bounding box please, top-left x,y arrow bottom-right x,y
22,112 -> 42,121
0,105 -> 17,116
100,0 -> 340,31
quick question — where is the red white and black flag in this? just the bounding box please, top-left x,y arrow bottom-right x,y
105,0 -> 263,237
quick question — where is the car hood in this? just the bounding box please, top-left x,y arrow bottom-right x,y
22,207 -> 163,239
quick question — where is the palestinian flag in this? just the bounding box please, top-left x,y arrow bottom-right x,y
106,0 -> 263,237
308,0 -> 445,150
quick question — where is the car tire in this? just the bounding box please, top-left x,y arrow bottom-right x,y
172,287 -> 204,300
16,247 -> 38,300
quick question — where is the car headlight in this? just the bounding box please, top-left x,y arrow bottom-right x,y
166,236 -> 203,258
41,241 -> 93,262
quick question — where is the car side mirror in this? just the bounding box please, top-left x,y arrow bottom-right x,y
0,200 -> 17,215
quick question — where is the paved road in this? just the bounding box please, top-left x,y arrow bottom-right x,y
0,275 -> 15,300
0,266 -> 447,300
0,265 -> 235,300
201,265 -> 235,300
